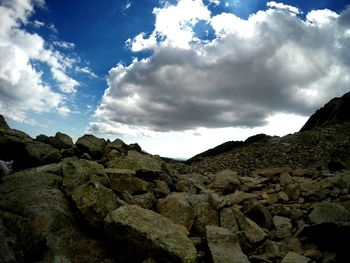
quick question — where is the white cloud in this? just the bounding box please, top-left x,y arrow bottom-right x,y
267,1 -> 300,14
128,0 -> 211,50
33,20 -> 44,28
306,9 -> 339,26
76,66 -> 98,78
0,0 -> 80,122
91,0 -> 350,151
53,40 -> 75,49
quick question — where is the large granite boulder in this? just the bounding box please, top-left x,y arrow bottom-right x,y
107,151 -> 162,176
62,159 -> 110,194
104,168 -> 150,195
157,193 -> 195,230
76,134 -> 106,160
71,181 -> 120,228
24,141 -> 62,166
0,168 -> 113,262
104,204 -> 197,263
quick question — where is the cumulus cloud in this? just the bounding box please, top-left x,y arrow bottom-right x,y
0,0 -> 80,122
92,1 -> 350,136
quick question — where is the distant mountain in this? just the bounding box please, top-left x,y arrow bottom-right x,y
186,134 -> 271,164
300,91 -> 350,132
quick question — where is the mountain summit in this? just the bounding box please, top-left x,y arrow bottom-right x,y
300,92 -> 350,132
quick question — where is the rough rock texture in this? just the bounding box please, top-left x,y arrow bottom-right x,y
76,134 -> 106,160
104,205 -> 197,263
206,226 -> 250,263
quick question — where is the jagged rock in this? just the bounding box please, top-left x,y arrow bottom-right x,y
123,191 -> 155,209
62,159 -> 110,194
308,202 -> 349,224
193,202 -> 219,235
273,216 -> 292,238
220,207 -> 239,232
205,226 -> 250,263
76,134 -> 106,160
24,141 -> 62,166
208,170 -> 240,195
154,180 -> 171,198
105,139 -> 128,160
281,252 -> 310,263
104,205 -> 197,263
222,207 -> 267,243
105,168 -> 150,195
157,193 -> 194,230
71,181 -> 120,228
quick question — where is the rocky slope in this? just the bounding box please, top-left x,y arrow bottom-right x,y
0,93 -> 350,263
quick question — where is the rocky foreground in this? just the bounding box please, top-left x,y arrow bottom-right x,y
0,94 -> 350,263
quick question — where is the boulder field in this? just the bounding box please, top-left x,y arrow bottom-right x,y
0,93 -> 350,263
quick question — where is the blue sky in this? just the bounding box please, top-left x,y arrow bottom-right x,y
1,0 -> 350,158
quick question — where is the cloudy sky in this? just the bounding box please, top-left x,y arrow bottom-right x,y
1,0 -> 350,159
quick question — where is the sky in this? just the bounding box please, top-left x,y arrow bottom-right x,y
1,0 -> 350,159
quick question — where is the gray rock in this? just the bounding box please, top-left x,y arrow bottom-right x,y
105,139 -> 128,160
105,168 -> 150,195
176,179 -> 197,194
71,181 -> 120,228
206,226 -> 250,263
107,151 -> 162,173
193,202 -> 219,235
104,204 -> 197,263
223,207 -> 267,243
76,134 -> 106,160
309,202 -> 349,224
123,191 -> 155,209
52,132 -> 73,149
281,252 -> 310,263
62,159 -> 110,194
157,193 -> 194,230
25,141 -> 62,166
208,170 -> 240,195
0,169 -> 112,262
273,216 -> 292,238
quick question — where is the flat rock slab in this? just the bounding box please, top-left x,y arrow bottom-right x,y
206,226 -> 250,263
104,204 -> 197,263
